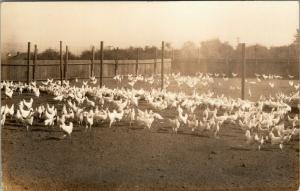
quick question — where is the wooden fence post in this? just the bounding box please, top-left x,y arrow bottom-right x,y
114,47 -> 118,76
161,41 -> 164,90
241,43 -> 246,100
197,47 -> 200,72
225,48 -> 230,77
172,49 -> 175,60
225,55 -> 229,77
136,48 -> 139,76
32,44 -> 37,81
287,45 -> 291,75
154,47 -> 157,74
254,44 -> 257,75
171,48 -> 174,73
60,41 -> 63,85
65,46 -> 68,80
27,42 -> 31,84
91,46 -> 95,77
100,41 -> 104,87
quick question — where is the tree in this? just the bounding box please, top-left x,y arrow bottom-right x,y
200,39 -> 234,59
245,44 -> 270,59
292,29 -> 299,58
66,51 -> 79,60
38,48 -> 60,60
180,41 -> 198,59
165,42 -> 172,50
269,46 -> 289,59
9,52 -> 27,60
80,50 -> 92,59
293,29 -> 299,46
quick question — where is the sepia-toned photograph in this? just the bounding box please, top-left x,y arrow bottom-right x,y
0,1 -> 299,191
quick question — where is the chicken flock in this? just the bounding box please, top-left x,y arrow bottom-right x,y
1,72 -> 299,151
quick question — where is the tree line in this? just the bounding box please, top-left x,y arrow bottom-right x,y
8,30 -> 299,61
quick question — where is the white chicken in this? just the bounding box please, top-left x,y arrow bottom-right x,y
108,109 -> 124,128
187,114 -> 199,132
269,131 -> 284,151
60,122 -> 74,137
168,118 -> 180,133
5,104 -> 14,117
5,86 -> 13,98
84,110 -> 94,130
23,98 -> 33,109
245,130 -> 264,150
35,105 -> 45,119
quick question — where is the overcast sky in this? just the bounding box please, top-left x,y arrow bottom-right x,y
1,1 -> 299,54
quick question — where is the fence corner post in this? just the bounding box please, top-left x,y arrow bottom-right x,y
287,44 -> 291,75
254,44 -> 257,75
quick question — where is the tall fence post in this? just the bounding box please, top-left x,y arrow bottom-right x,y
254,44 -> 257,75
197,47 -> 200,72
91,46 -> 95,77
154,47 -> 157,74
204,53 -> 208,74
100,41 -> 104,87
136,48 -> 139,76
241,43 -> 246,100
172,48 -> 175,60
226,48 -> 230,77
225,55 -> 229,77
60,41 -> 63,85
32,44 -> 37,81
287,45 -> 291,75
65,45 -> 68,80
27,42 -> 31,84
171,48 -> 174,73
114,47 -> 118,76
161,41 -> 164,90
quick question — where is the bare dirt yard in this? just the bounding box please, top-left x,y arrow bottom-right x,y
1,78 -> 299,191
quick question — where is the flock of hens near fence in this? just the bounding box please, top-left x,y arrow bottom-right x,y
1,72 -> 299,151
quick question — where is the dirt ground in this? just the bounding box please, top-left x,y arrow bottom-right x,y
1,79 -> 299,191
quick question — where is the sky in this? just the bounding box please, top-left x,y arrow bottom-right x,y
1,1 -> 299,54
